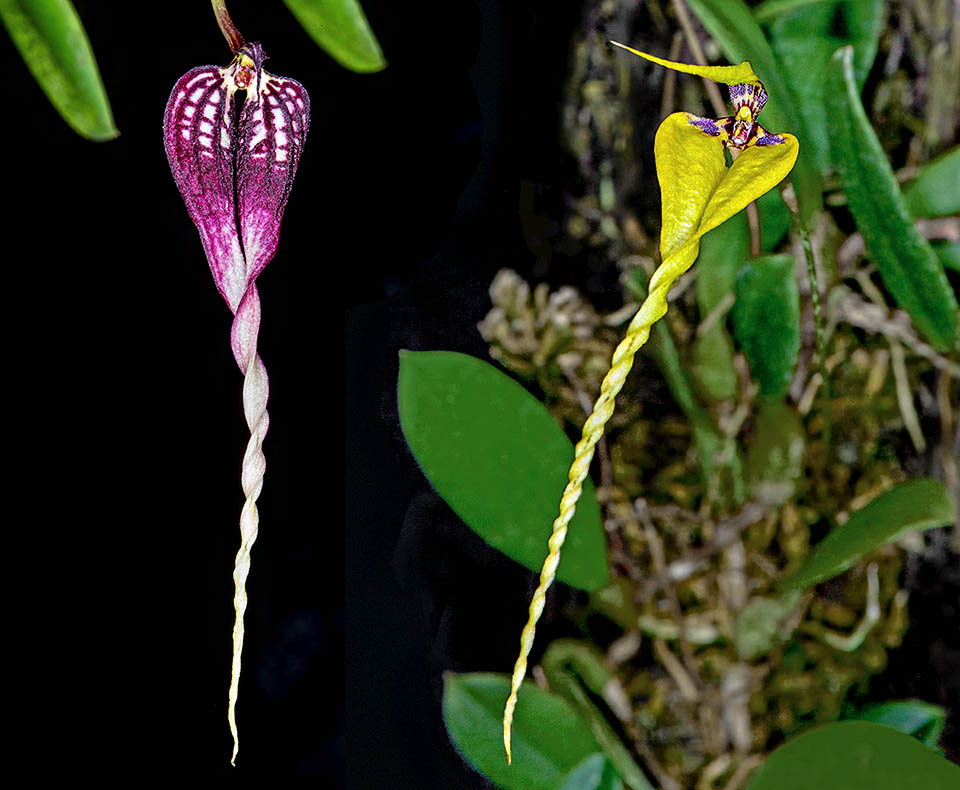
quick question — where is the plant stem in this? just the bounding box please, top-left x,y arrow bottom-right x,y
211,0 -> 244,54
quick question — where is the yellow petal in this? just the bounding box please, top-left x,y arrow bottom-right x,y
611,41 -> 762,87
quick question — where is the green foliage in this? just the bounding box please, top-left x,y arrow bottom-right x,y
845,700 -> 947,750
744,722 -> 960,789
827,46 -> 959,352
559,754 -> 624,790
745,398 -> 805,505
442,673 -> 602,790
0,0 -> 117,141
397,351 -> 609,592
685,0 -> 822,221
778,479 -> 956,593
733,254 -> 801,397
903,146 -> 960,218
283,0 -> 385,73
766,0 -> 883,174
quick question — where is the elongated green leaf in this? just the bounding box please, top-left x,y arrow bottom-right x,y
758,186 -> 792,252
443,673 -> 601,790
0,0 -> 117,140
753,0 -> 833,23
847,701 -> 946,749
745,722 -> 960,790
768,0 -> 883,173
827,46 -> 959,351
779,479 -> 956,593
903,146 -> 960,218
685,0 -> 822,221
745,398 -> 805,505
398,351 -> 609,592
283,0 -> 385,73
733,254 -> 800,397
559,754 -> 624,790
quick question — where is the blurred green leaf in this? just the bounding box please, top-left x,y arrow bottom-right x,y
753,0 -> 833,23
0,0 -> 117,141
779,479 -> 956,593
744,722 -> 960,789
903,146 -> 960,218
283,0 -> 385,73
559,754 -> 624,790
768,0 -> 883,173
733,254 -> 800,397
932,240 -> 960,273
398,351 -> 609,592
846,701 -> 946,749
443,673 -> 600,790
745,398 -> 805,505
757,187 -> 792,253
685,0 -> 822,221
827,46 -> 959,351
734,589 -> 803,659
691,210 -> 748,401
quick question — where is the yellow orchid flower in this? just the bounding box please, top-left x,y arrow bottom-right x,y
502,45 -> 799,764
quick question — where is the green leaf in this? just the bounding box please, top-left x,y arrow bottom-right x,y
932,240 -> 960,274
745,398 -> 805,505
757,187 -> 792,253
398,351 -> 610,592
559,754 -> 624,790
0,0 -> 117,141
768,0 -> 883,174
846,701 -> 946,749
685,0 -> 822,221
778,479 -> 956,593
733,254 -> 800,397
744,722 -> 960,790
903,146 -> 960,218
753,0 -> 834,23
283,0 -> 386,73
443,673 -> 601,790
733,590 -> 803,659
827,46 -> 959,351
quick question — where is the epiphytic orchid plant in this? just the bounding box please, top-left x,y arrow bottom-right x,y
162,0 -> 309,765
501,44 -> 799,763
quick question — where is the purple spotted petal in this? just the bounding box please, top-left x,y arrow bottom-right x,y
237,70 -> 310,285
163,45 -> 310,313
164,66 -> 245,309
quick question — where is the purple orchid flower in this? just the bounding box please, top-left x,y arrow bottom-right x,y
163,21 -> 309,765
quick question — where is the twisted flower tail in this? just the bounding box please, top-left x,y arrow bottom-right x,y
227,284 -> 270,765
503,111 -> 799,762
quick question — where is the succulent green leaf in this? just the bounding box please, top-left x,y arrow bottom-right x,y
768,0 -> 883,173
846,701 -> 947,750
443,673 -> 601,790
757,187 -> 793,252
932,240 -> 960,274
903,146 -> 960,218
744,722 -> 960,790
283,0 -> 386,73
779,479 -> 956,593
827,46 -> 959,351
559,754 -> 624,790
0,0 -> 117,140
397,351 -> 609,592
684,0 -> 822,221
733,254 -> 801,397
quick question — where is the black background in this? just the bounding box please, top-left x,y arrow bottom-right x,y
4,0 -> 586,784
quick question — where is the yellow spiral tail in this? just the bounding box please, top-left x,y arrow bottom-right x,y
503,245 -> 698,764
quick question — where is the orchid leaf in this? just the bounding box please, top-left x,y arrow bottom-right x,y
827,46 -> 959,352
733,253 -> 801,397
778,479 -> 956,593
903,146 -> 960,218
283,0 -> 385,73
932,240 -> 960,273
745,398 -> 805,505
443,673 -> 601,790
768,0 -> 883,174
684,0 -> 822,221
0,0 -> 117,141
744,722 -> 960,789
559,754 -> 624,790
397,351 -> 609,592
846,700 -> 946,750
